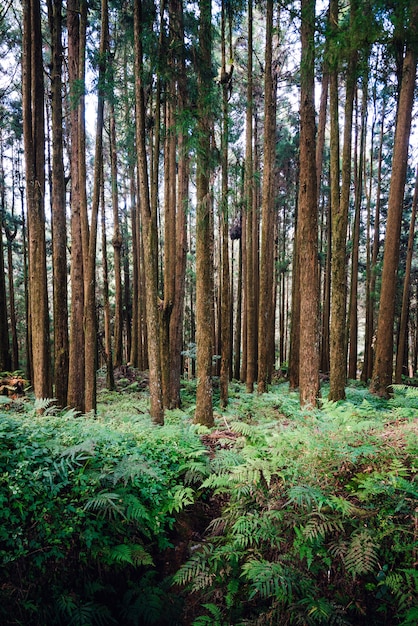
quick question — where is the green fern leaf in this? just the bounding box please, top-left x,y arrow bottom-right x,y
344,529 -> 378,577
84,490 -> 125,519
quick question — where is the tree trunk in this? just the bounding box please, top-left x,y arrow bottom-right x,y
348,79 -> 367,380
101,165 -> 115,391
328,0 -> 358,401
22,0 -> 52,400
257,0 -> 275,393
219,0 -> 231,407
47,0 -> 69,407
395,165 -> 418,383
84,0 -> 108,414
370,2 -> 418,397
110,99 -> 123,368
245,0 -> 256,393
194,0 -> 214,427
67,0 -> 85,412
134,0 -> 164,424
297,0 -> 320,408
0,220 -> 11,372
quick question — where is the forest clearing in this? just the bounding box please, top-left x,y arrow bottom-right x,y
0,375 -> 417,625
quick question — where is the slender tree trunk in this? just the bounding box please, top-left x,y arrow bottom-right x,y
67,0 -> 85,412
0,219 -> 11,372
22,0 -> 52,400
194,0 -> 214,426
84,0 -> 107,414
167,0 -> 189,408
101,164 -> 115,390
4,224 -> 19,369
0,147 -> 11,371
297,0 -> 320,408
134,0 -> 164,424
110,99 -> 123,368
328,0 -> 358,401
219,0 -> 231,407
257,0 -> 275,393
245,0 -> 256,393
370,3 -> 418,397
348,79 -> 367,380
47,0 -> 69,406
363,94 -> 385,381
395,165 -> 418,382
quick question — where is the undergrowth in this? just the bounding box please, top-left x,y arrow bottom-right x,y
0,379 -> 416,625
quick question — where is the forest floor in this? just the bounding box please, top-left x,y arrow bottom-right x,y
0,370 -> 417,625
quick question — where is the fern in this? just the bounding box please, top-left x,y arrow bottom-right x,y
164,486 -> 195,513
303,512 -> 344,541
84,490 -> 125,519
100,543 -> 153,567
193,603 -> 227,626
286,484 -> 327,511
242,558 -> 293,601
344,529 -> 379,577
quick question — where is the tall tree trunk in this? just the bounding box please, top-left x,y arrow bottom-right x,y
110,100 -> 123,368
194,0 -> 214,426
167,0 -> 189,408
328,0 -> 358,401
134,0 -> 164,424
395,165 -> 418,383
84,0 -> 107,414
0,156 -> 11,372
4,221 -> 19,369
47,0 -> 69,407
348,79 -> 367,380
22,0 -> 52,400
67,0 -> 85,412
245,0 -> 256,393
219,0 -> 231,407
0,226 -> 11,372
297,0 -> 320,408
101,165 -> 115,390
370,2 -> 418,397
257,0 -> 275,393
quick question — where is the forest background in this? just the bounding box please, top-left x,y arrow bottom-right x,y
0,0 -> 418,420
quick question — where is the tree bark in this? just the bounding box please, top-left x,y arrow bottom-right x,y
22,0 -> 52,400
257,0 -> 275,393
328,0 -> 358,401
245,0 -> 256,393
47,0 -> 69,407
134,0 -> 164,424
194,0 -> 214,427
370,2 -> 418,397
395,165 -> 418,383
67,0 -> 85,412
297,0 -> 320,408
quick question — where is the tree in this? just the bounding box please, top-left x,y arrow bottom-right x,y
395,165 -> 418,382
194,0 -> 214,427
245,0 -> 256,393
297,0 -> 320,408
67,0 -> 86,412
134,0 -> 164,424
22,0 -> 52,400
47,0 -> 69,407
257,0 -> 276,393
370,1 -> 418,397
219,0 -> 232,407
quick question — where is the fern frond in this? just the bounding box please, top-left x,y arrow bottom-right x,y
344,529 -> 378,577
165,486 -> 195,513
242,558 -> 292,601
173,545 -> 214,588
286,485 -> 327,510
102,543 -> 153,567
303,512 -> 344,541
61,439 -> 96,465
84,490 -> 125,519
